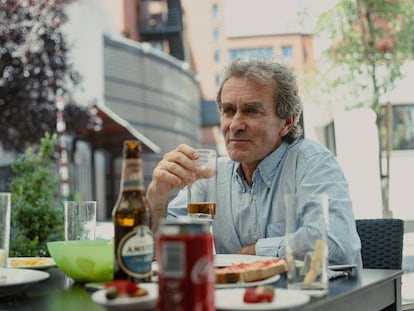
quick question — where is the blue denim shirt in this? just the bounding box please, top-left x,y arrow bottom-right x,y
167,139 -> 362,267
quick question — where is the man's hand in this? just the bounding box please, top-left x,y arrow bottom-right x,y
238,243 -> 256,255
146,144 -> 200,232
150,144 -> 200,193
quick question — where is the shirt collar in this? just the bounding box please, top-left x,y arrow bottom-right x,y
234,142 -> 290,188
256,142 -> 289,187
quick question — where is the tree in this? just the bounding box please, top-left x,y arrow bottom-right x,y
10,133 -> 63,257
0,0 -> 97,154
315,0 -> 414,216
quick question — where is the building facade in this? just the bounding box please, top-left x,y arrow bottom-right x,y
63,0 -> 201,218
108,0 -> 317,152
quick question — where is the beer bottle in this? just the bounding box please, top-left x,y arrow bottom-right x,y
112,140 -> 153,282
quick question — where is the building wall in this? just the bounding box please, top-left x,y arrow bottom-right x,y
103,36 -> 201,154
102,36 -> 201,215
99,0 -> 141,41
179,0 -> 316,152
181,0 -> 316,101
64,1 -> 201,218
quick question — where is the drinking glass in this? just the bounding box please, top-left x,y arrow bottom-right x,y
64,201 -> 97,241
284,193 -> 329,295
0,193 -> 11,268
187,149 -> 217,221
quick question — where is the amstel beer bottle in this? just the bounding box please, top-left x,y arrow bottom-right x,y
112,140 -> 153,282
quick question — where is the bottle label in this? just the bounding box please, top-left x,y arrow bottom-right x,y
123,158 -> 144,191
117,225 -> 153,278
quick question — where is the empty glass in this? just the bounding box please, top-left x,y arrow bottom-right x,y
64,201 -> 97,241
0,193 -> 11,268
284,193 -> 329,295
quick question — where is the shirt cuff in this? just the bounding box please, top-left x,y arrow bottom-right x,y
255,236 -> 284,257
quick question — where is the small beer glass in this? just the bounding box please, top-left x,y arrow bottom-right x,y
187,149 -> 217,221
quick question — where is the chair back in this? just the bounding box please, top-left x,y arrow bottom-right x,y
355,218 -> 404,270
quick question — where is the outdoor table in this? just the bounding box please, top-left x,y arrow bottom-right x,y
0,267 -> 402,311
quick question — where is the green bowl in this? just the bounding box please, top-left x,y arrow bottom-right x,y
47,240 -> 114,283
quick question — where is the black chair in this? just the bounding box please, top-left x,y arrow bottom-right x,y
355,218 -> 404,270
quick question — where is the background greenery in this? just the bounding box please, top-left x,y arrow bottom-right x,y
9,133 -> 64,257
0,0 -> 96,154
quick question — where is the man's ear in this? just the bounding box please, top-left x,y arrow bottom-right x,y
280,114 -> 295,137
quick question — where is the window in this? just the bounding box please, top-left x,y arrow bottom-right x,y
216,72 -> 222,88
228,48 -> 273,61
281,45 -> 293,60
215,49 -> 221,63
212,3 -> 219,19
213,27 -> 220,41
324,121 -> 336,156
381,104 -> 414,150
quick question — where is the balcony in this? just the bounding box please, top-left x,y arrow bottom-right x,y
139,7 -> 183,41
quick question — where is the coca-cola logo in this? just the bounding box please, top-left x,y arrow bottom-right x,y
191,256 -> 215,284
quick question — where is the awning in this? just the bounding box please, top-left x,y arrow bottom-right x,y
75,103 -> 161,155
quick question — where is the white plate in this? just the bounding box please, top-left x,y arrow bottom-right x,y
0,268 -> 50,298
152,254 -> 278,272
153,255 -> 283,289
215,254 -> 283,288
8,257 -> 56,270
215,274 -> 280,289
215,288 -> 310,310
215,254 -> 276,267
91,283 -> 158,311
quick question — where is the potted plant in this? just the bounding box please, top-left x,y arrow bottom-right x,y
9,133 -> 64,257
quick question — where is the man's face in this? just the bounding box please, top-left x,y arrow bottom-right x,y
220,76 -> 289,169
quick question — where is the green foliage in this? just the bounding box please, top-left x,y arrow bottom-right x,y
0,0 -> 99,154
316,0 -> 414,114
9,133 -> 64,257
314,0 -> 414,214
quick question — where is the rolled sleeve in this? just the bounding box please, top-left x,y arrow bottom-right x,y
256,236 -> 284,257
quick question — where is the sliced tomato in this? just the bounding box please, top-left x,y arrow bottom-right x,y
104,280 -> 139,294
243,286 -> 275,303
104,280 -> 149,300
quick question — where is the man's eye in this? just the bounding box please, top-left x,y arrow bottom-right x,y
246,108 -> 259,114
222,107 -> 234,115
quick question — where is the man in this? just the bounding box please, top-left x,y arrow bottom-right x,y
147,57 -> 361,266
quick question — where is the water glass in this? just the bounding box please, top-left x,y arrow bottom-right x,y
0,193 -> 11,268
64,201 -> 97,241
285,193 -> 329,295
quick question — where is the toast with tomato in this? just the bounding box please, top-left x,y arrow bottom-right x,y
215,258 -> 287,284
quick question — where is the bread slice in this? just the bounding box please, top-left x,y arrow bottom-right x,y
215,258 -> 287,284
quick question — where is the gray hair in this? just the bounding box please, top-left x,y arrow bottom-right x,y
216,57 -> 303,143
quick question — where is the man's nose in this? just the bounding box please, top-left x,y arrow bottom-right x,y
229,111 -> 246,132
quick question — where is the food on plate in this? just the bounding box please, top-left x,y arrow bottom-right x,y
215,258 -> 287,284
104,280 -> 149,300
9,258 -> 50,267
303,239 -> 325,288
243,285 -> 275,303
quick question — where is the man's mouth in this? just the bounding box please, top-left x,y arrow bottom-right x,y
229,137 -> 250,142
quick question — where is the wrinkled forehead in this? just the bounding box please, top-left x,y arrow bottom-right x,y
219,75 -> 277,103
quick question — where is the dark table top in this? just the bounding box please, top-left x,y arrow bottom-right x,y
0,267 -> 403,311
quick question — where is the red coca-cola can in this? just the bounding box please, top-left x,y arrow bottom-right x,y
156,219 -> 215,311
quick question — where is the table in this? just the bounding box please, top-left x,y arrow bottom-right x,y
0,268 -> 402,311
302,269 -> 402,311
